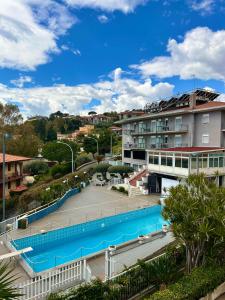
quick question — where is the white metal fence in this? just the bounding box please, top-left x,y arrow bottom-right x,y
15,259 -> 87,300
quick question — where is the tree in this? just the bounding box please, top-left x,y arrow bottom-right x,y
24,161 -> 49,175
163,174 -> 225,273
5,123 -> 42,157
0,103 -> 23,127
88,111 -> 97,115
42,141 -> 78,163
0,262 -> 22,299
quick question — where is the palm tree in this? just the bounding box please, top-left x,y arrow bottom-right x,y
0,262 -> 22,299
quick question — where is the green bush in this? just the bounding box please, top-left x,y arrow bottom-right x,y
18,218 -> 28,229
147,264 -> 225,300
94,163 -> 111,175
50,163 -> 71,178
75,154 -> 92,167
108,165 -> 134,175
24,161 -> 49,175
118,186 -> 125,193
111,185 -> 117,190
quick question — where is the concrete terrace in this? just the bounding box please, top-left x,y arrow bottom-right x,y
11,184 -> 160,239
0,185 -> 160,282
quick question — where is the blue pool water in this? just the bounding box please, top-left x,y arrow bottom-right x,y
12,205 -> 165,273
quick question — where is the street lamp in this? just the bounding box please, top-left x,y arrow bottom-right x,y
85,136 -> 99,155
57,141 -> 74,173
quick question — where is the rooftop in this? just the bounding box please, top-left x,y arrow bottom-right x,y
153,147 -> 225,153
0,154 -> 31,164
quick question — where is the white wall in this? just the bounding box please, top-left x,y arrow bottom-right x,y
161,178 -> 179,195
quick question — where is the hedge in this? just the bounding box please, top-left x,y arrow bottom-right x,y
146,264 -> 225,300
94,163 -> 111,174
108,165 -> 134,175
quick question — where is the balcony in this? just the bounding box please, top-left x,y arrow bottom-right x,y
131,124 -> 188,136
148,143 -> 189,150
124,143 -> 146,150
0,173 -> 23,184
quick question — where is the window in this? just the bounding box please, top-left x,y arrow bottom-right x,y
175,135 -> 182,147
151,120 -> 156,132
175,117 -> 182,131
202,134 -> 209,144
182,159 -> 189,169
124,150 -> 131,158
202,114 -> 209,124
133,151 -> 146,160
149,155 -> 159,165
175,157 -> 182,167
150,136 -> 156,147
8,163 -> 11,171
161,156 -> 167,166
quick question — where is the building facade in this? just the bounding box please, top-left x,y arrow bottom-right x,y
117,89 -> 225,194
0,154 -> 30,199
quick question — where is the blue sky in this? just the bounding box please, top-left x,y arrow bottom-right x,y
0,0 -> 225,117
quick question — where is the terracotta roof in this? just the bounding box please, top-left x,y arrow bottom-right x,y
193,101 -> 225,110
159,147 -> 225,153
0,154 -> 31,164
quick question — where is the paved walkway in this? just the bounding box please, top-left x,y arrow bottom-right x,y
11,185 -> 159,239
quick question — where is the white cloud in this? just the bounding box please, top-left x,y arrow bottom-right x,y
0,0 -> 75,70
98,15 -> 109,23
10,75 -> 33,88
0,68 -> 174,117
133,27 -> 225,81
65,0 -> 147,13
190,0 -> 215,13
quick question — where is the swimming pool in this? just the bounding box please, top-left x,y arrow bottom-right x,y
11,205 -> 165,273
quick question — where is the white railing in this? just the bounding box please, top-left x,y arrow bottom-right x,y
15,259 -> 85,300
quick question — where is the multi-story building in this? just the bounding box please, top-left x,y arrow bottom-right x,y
117,89 -> 225,194
0,154 -> 31,198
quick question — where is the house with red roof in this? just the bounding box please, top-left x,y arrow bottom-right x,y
116,89 -> 225,195
0,154 -> 31,199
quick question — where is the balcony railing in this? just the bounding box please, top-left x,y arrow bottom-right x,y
0,173 -> 23,184
131,124 -> 189,135
124,143 -> 146,149
148,143 -> 189,150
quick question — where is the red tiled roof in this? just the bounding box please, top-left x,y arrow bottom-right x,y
0,154 -> 31,164
194,101 -> 225,110
160,147 -> 225,152
10,185 -> 28,192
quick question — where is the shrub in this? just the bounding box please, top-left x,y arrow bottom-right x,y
147,264 -> 225,300
24,161 -> 49,175
75,154 -> 92,167
111,185 -> 117,190
118,186 -> 125,193
94,163 -> 111,175
50,163 -> 71,178
18,218 -> 28,229
108,165 -> 134,176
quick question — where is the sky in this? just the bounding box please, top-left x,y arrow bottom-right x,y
0,0 -> 225,118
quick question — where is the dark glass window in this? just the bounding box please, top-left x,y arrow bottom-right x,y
161,156 -> 167,165
154,156 -> 159,165
149,156 -> 154,164
133,151 -> 146,160
175,158 -> 182,168
182,159 -> 189,169
167,157 -> 173,166
124,150 -> 131,158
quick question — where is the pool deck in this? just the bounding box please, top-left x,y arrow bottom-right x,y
0,185 -> 160,282
11,184 -> 160,239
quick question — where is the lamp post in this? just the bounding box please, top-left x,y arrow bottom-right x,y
57,141 -> 74,173
85,136 -> 99,155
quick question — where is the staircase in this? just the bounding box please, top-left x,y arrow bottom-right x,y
127,167 -> 149,197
